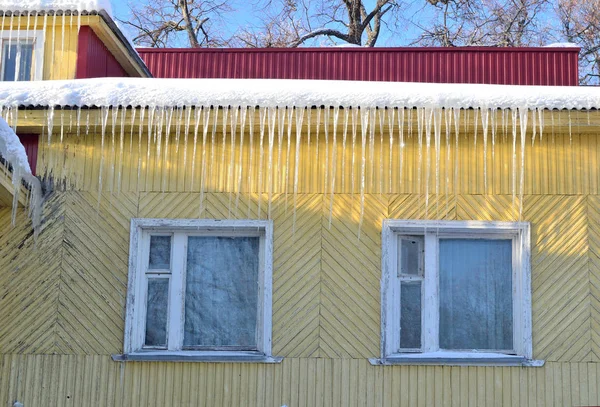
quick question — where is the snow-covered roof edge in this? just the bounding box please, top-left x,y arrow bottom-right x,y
0,117 -> 42,236
0,78 -> 598,110
0,0 -> 112,16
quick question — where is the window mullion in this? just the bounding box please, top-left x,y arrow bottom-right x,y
167,233 -> 187,351
422,232 -> 439,352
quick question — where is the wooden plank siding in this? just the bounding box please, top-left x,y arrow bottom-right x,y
1,108 -> 600,405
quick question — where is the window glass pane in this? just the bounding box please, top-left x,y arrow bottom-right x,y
144,278 -> 169,347
148,235 -> 171,270
398,236 -> 423,276
400,281 -> 421,349
439,239 -> 513,350
183,236 -> 259,348
2,42 -> 33,81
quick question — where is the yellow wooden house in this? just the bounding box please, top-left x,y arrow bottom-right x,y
1,3 -> 600,407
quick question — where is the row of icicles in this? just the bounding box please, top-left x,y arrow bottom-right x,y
2,104 -> 587,237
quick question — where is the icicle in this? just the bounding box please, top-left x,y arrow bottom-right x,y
341,109 -> 349,193
8,13 -> 13,54
117,107 -> 126,194
235,107 -> 247,214
284,108 -> 293,213
257,107 -> 267,219
482,108 -> 489,192
293,107 -> 305,233
128,108 -> 137,190
511,109 -> 518,204
306,110 -> 311,190
444,108 -> 452,216
433,108 -> 442,218
247,107 -> 255,219
378,109 -> 384,195
424,108 -> 433,215
276,107 -> 285,194
568,111 -> 573,145
328,106 -> 339,228
531,108 -> 537,146
368,108 -> 376,193
417,108 -> 424,197
136,107 -> 146,193
473,108 -> 479,148
190,106 -> 202,191
61,13 -> 65,56
359,108 -> 369,238
267,107 -> 276,219
175,106 -> 183,155
182,106 -> 191,188
538,108 -> 544,141
199,107 -> 209,216
323,108 -> 330,197
77,10 -> 81,34
519,108 -> 528,220
51,13 -> 56,72
351,108 -> 358,200
399,108 -> 405,190
46,106 -> 55,144
26,11 -> 31,44
146,106 -> 156,192
388,108 -> 395,194
220,107 -> 229,191
228,107 -> 239,217
98,106 -> 110,204
453,108 -> 460,195
42,14 -> 48,60
108,106 -> 118,194
315,108 -> 321,190
208,107 -> 218,190
491,109 -> 497,163
162,106 -> 174,193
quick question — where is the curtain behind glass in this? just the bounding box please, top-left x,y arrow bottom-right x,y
184,236 -> 259,348
439,239 -> 513,351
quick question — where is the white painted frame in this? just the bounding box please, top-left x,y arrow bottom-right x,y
124,219 -> 274,361
380,220 -> 532,364
0,30 -> 44,81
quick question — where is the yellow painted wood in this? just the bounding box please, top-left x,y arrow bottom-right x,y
4,107 -> 600,405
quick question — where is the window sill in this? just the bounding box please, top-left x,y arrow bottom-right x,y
370,352 -> 545,367
112,351 -> 283,363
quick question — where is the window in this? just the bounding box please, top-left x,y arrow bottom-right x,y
123,219 -> 275,362
379,220 -> 533,365
0,30 -> 44,81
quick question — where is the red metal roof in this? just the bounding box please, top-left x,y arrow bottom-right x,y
76,26 -> 129,79
137,47 -> 580,86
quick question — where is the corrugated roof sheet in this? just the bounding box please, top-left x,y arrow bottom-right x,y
137,47 -> 580,86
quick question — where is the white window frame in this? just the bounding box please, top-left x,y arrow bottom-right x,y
378,220 -> 537,366
0,30 -> 44,81
122,218 -> 276,362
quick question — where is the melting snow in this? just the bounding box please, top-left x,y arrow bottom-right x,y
0,116 -> 42,235
0,78 -> 597,110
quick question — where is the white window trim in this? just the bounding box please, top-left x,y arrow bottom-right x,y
0,30 -> 44,81
373,220 -> 542,367
119,218 -> 280,363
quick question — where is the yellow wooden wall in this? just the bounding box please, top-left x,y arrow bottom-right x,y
2,15 -> 80,80
2,108 -> 600,405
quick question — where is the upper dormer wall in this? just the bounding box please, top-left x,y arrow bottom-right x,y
0,12 -> 150,81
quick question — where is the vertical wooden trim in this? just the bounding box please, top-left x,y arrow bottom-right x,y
422,232 -> 439,352
167,233 -> 186,350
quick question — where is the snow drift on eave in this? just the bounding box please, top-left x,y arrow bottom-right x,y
0,116 -> 42,235
0,0 -> 112,15
0,78 -> 598,110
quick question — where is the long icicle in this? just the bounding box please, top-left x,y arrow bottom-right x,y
182,106 -> 192,190
512,109 -> 518,205
399,108 -> 405,191
247,106 -> 255,219
284,108 -> 293,214
98,106 -> 110,206
351,108 -> 358,201
424,108 -> 433,217
136,107 -> 145,194
199,107 -> 209,216
267,107 -> 276,219
293,107 -> 305,233
388,108 -> 395,194
378,108 -> 384,195
519,108 -> 528,220
433,108 -> 442,219
359,108 -> 369,238
329,106 -> 339,228
220,107 -> 229,191
368,108 -> 376,193
228,107 -> 238,218
117,107 -> 126,194
341,109 -> 349,193
482,107 -> 489,192
235,106 -> 247,215
324,107 -> 330,200
277,107 -> 285,195
189,106 -> 200,191
257,107 -> 267,219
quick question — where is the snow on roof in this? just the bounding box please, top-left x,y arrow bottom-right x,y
0,0 -> 112,15
0,78 -> 598,110
544,42 -> 579,48
0,116 -> 42,234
